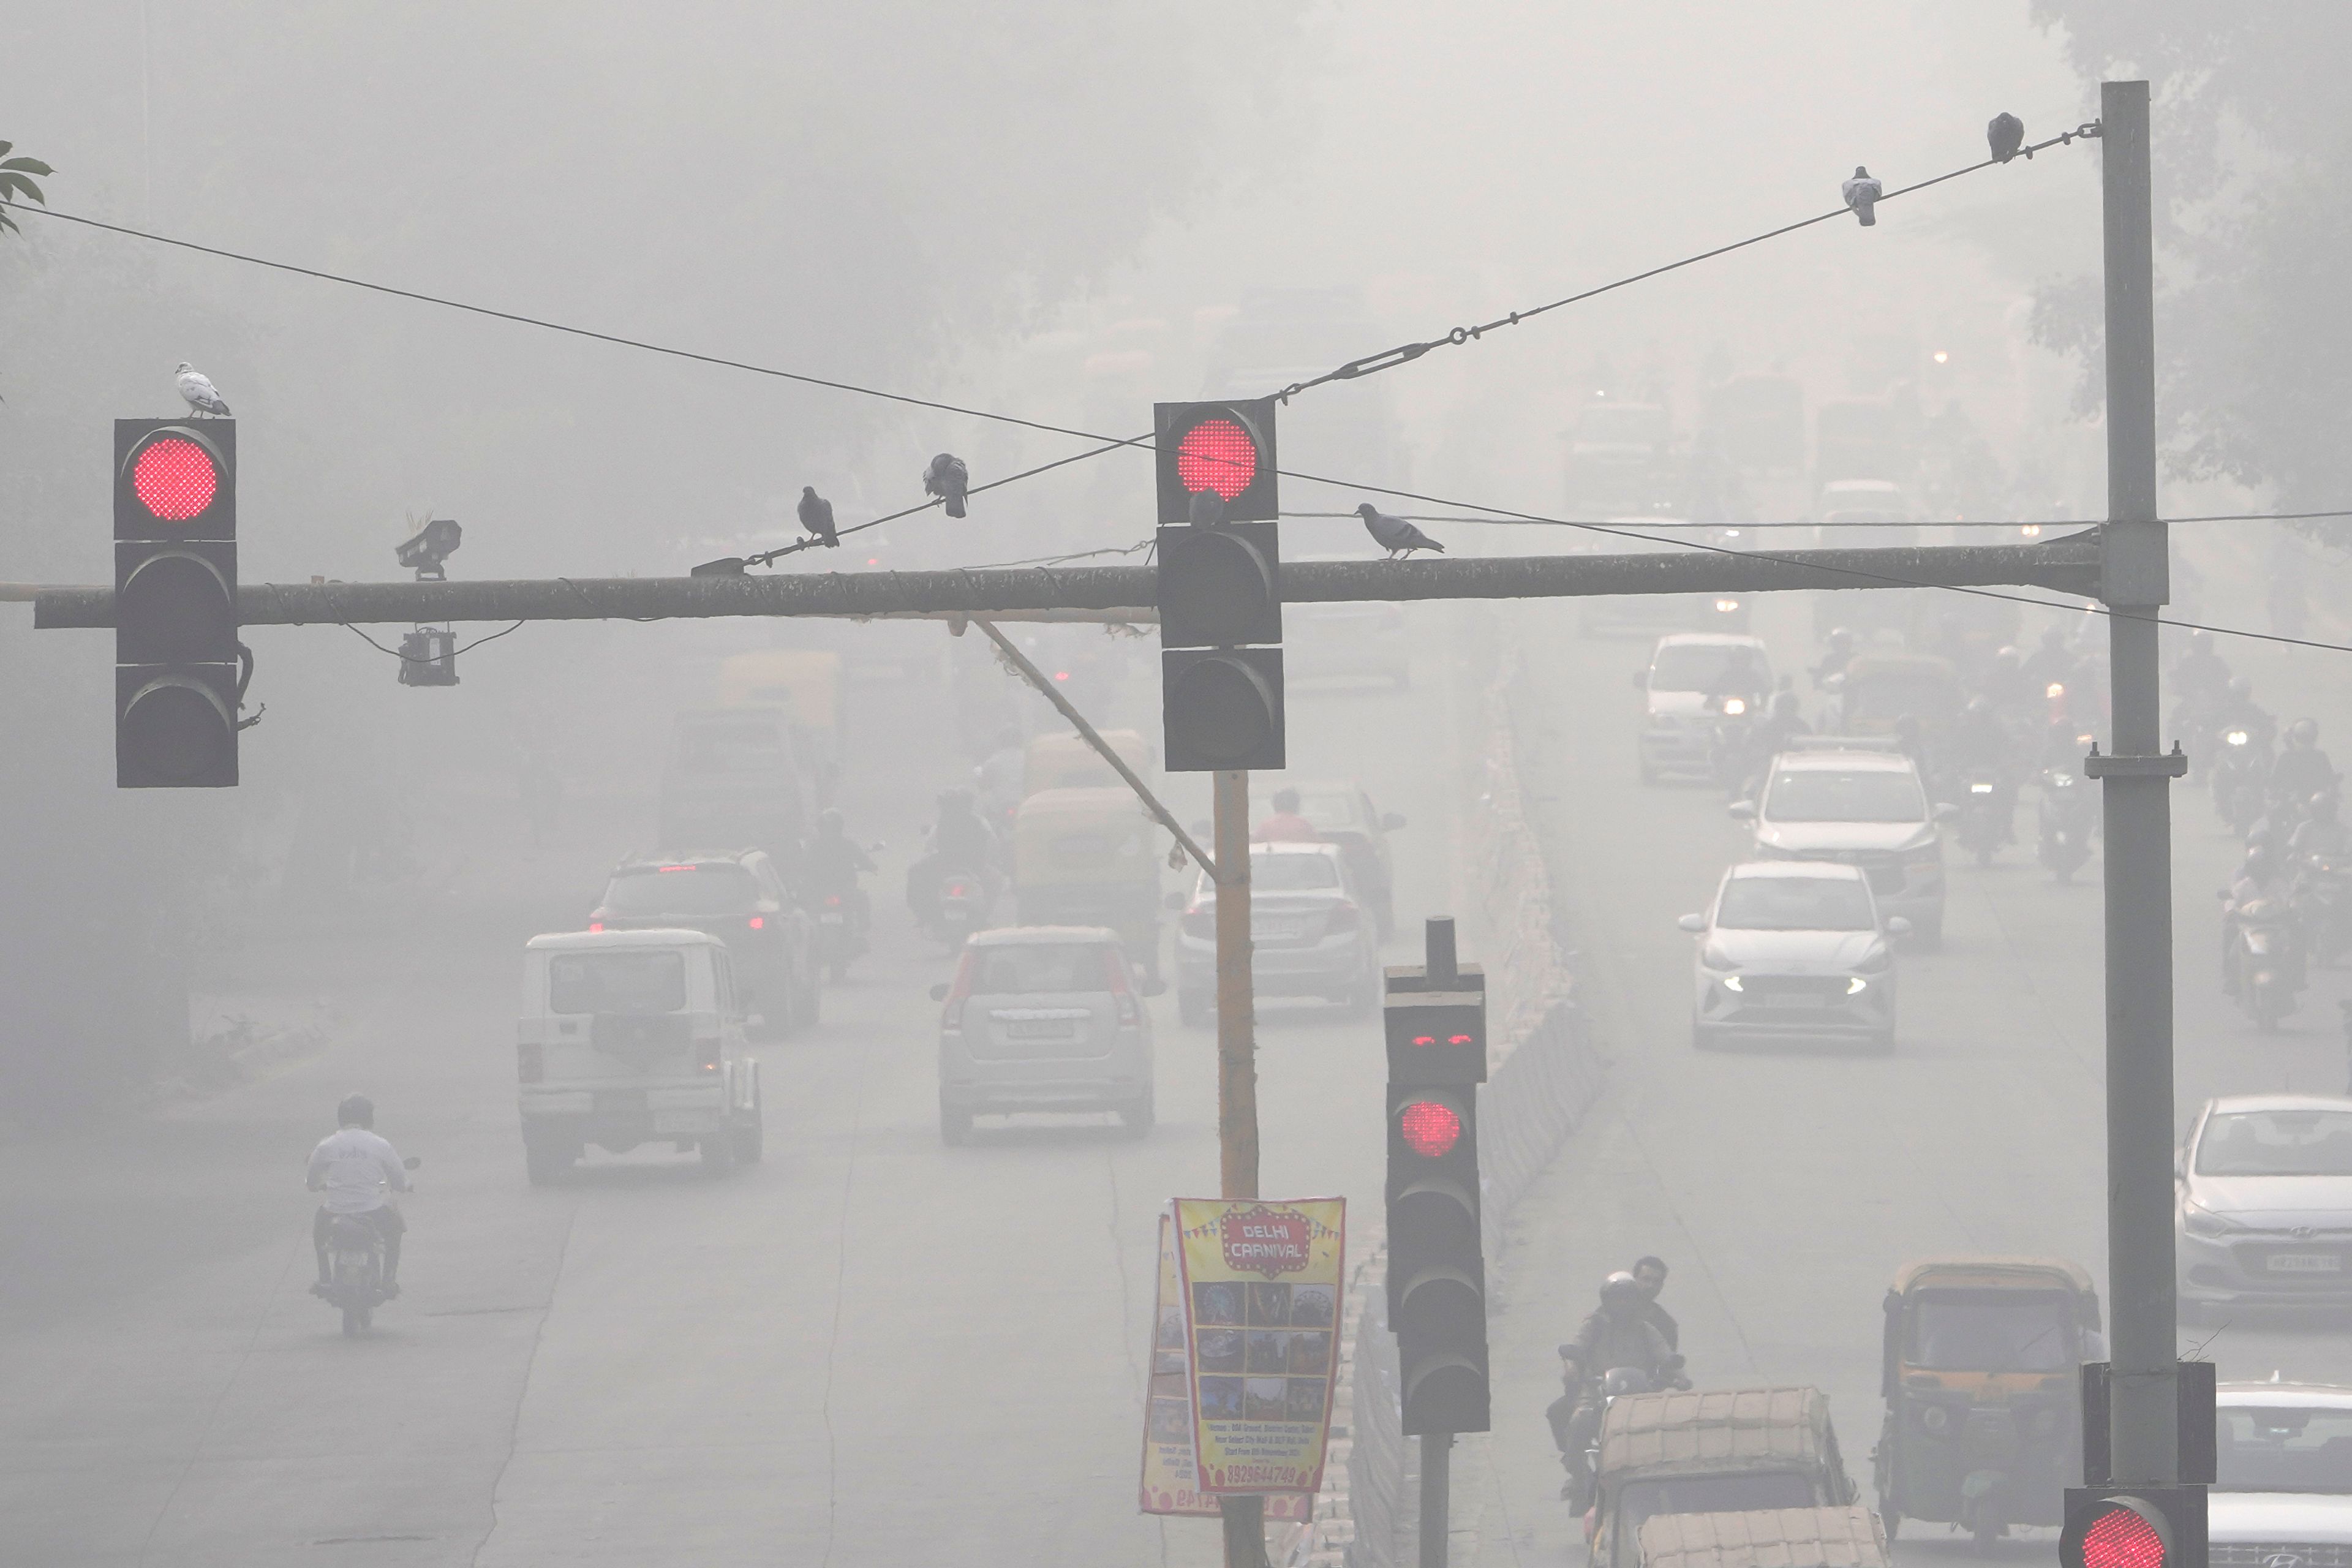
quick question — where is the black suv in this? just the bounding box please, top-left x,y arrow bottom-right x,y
589,850 -> 818,1038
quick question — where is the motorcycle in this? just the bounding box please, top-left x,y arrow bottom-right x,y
815,890 -> 867,981
1954,769 -> 2010,867
2224,894 -> 2303,1031
2211,729 -> 2271,837
315,1156 -> 418,1338
1707,696 -> 1758,799
2035,767 -> 2095,883
932,870 -> 989,946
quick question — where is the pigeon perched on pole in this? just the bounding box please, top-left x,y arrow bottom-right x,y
797,486 -> 839,548
1988,113 -> 2026,164
1841,167 -> 1882,227
175,361 -> 231,417
923,453 -> 970,518
1357,502 -> 1444,560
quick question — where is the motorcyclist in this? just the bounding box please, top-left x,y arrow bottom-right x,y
2290,793 -> 2352,861
2170,630 -> 2232,712
909,786 -> 1000,926
2221,845 -> 2291,998
1729,690 -> 1810,797
2269,718 -> 2337,807
1632,1255 -> 1679,1352
1950,696 -> 2018,840
973,727 -> 1025,826
307,1093 -> 410,1297
2218,676 -> 2278,754
1548,1272 -> 1686,1498
2018,626 -> 2078,705
804,807 -> 876,933
1980,645 -> 2032,718
1254,787 -> 1321,843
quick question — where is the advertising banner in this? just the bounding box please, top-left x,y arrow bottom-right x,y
1139,1207 -> 1310,1518
1172,1197 -> 1346,1495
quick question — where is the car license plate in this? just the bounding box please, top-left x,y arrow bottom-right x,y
821,913 -> 844,926
2266,1253 -> 2342,1273
1008,1020 -> 1076,1040
1761,992 -> 1825,1008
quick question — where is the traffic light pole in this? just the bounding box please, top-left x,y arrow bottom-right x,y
1420,1434 -> 1450,1568
1213,768 -> 1267,1568
2088,79 -> 2185,1493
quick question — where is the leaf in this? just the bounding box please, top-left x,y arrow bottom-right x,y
0,158 -> 55,176
0,142 -> 12,159
0,213 -> 18,236
0,174 -> 40,203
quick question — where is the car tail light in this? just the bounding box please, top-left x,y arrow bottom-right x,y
1327,900 -> 1360,935
944,878 -> 974,900
823,894 -> 843,909
516,1042 -> 543,1084
940,951 -> 977,1034
1100,946 -> 1140,1027
747,915 -> 765,930
587,919 -> 605,933
1182,903 -> 1215,940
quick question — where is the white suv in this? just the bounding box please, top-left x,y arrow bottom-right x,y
1733,739 -> 1949,944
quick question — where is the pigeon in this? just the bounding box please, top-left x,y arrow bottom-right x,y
1187,489 -> 1226,527
175,361 -> 231,417
1988,112 -> 2026,164
1357,502 -> 1444,560
923,452 -> 970,518
1841,166 -> 1882,227
797,485 -> 839,548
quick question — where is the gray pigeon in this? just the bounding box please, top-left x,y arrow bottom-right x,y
175,361 -> 230,417
797,485 -> 839,548
923,453 -> 970,518
1988,112 -> 2025,164
1841,166 -> 1882,227
1357,502 -> 1443,560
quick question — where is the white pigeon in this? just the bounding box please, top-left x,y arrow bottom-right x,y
175,361 -> 231,417
1841,166 -> 1882,227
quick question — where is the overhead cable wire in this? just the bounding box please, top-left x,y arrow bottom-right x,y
1277,508 -> 2352,529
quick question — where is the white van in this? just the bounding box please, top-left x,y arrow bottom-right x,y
516,929 -> 763,1183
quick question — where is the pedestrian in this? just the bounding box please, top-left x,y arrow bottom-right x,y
1632,1255 -> 1679,1352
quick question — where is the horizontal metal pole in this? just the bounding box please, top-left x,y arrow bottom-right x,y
28,533 -> 2101,629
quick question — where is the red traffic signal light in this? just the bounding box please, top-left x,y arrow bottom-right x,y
2061,1490 -> 2201,1568
116,423 -> 233,539
1154,398 -> 1278,524
129,436 -> 222,521
2079,1506 -> 2165,1568
1384,993 -> 1486,1086
1398,1098 -> 1461,1157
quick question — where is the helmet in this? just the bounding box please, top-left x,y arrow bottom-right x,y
2289,718 -> 2319,747
1827,627 -> 1853,651
2244,846 -> 2274,877
336,1093 -> 375,1129
1992,647 -> 2021,671
818,807 -> 845,835
1601,1271 -> 1646,1308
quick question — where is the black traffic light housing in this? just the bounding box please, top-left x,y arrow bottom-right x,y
2059,1489 -> 2204,1568
1385,992 -> 1488,1087
115,419 -> 239,788
1154,398 -> 1278,525
1157,521 -> 1281,648
1161,647 -> 1284,772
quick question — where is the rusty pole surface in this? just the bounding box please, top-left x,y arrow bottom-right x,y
28,535 -> 2103,630
1212,767 -> 1267,1568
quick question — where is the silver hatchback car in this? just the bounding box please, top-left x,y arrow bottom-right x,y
1680,860 -> 1905,1051
932,925 -> 1157,1145
2177,1095 -> 2352,1318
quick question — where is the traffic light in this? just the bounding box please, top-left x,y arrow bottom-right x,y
114,418 -> 239,788
1384,943 -> 1490,1438
2060,1490 -> 2205,1568
1154,397 -> 1278,525
1161,646 -> 1284,772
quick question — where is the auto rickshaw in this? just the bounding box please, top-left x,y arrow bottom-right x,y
1021,729 -> 1157,799
1637,1504 -> 1891,1568
1826,652 -> 1961,755
1012,787 -> 1165,981
1872,1256 -> 2100,1550
718,649 -> 842,805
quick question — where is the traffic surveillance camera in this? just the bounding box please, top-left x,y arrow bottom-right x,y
396,518 -> 462,581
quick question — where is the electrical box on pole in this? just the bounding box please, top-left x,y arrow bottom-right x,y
113,419 -> 239,788
1156,398 -> 1284,772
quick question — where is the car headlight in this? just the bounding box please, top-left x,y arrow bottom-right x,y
1846,976 -> 1869,995
1721,974 -> 1744,992
2180,1200 -> 2238,1238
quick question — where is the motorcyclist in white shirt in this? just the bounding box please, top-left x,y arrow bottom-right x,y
307,1093 -> 412,1297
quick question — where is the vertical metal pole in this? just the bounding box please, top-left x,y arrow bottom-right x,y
1213,768 -> 1267,1567
1420,1433 -> 1450,1567
2097,77 -> 2180,1488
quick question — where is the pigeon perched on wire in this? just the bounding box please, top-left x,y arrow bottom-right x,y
1841,166 -> 1882,227
1988,113 -> 2026,164
923,453 -> 970,518
175,361 -> 231,417
797,485 -> 839,548
1357,502 -> 1444,560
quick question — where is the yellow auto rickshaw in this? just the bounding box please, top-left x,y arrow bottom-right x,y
719,649 -> 842,804
1872,1256 -> 2100,1550
1022,729 -> 1156,799
1830,652 -> 1961,752
1012,788 -> 1165,981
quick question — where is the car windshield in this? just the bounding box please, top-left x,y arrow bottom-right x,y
601,865 -> 757,917
675,720 -> 788,775
1250,853 -> 1341,891
968,943 -> 1110,996
1251,792 -> 1364,831
1904,1290 -> 2076,1371
1766,767 -> 1926,824
1651,645 -> 1770,695
2216,1404 -> 2352,1492
1615,1473 -> 1815,1548
549,950 -> 687,1015
1716,876 -> 1874,932
2195,1109 -> 2352,1177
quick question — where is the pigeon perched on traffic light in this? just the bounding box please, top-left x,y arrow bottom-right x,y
1357,502 -> 1444,560
175,361 -> 231,417
923,453 -> 970,518
1988,112 -> 2026,164
1841,167 -> 1882,226
797,486 -> 839,548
